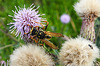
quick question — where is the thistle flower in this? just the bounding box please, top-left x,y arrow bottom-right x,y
10,44 -> 54,66
59,37 -> 99,66
8,4 -> 46,40
74,0 -> 100,43
1,61 -> 6,66
60,14 -> 70,24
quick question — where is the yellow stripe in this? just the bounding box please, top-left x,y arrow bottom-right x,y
30,27 -> 33,34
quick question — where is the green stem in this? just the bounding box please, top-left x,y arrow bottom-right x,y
61,24 -> 66,34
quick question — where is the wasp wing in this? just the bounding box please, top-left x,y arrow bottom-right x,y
41,39 -> 58,49
44,31 -> 64,37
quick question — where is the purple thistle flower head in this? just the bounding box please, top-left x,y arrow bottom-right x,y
8,4 -> 46,39
1,61 -> 6,66
60,14 -> 70,24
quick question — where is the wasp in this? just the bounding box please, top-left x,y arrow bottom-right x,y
29,27 -> 64,49
24,21 -> 64,49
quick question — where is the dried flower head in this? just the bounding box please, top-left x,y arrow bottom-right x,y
8,4 -> 46,39
60,14 -> 70,24
74,0 -> 100,20
10,44 -> 54,66
74,0 -> 100,43
59,37 -> 99,66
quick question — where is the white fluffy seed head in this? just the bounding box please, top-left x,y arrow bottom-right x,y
59,37 -> 99,66
74,0 -> 100,18
10,44 -> 54,66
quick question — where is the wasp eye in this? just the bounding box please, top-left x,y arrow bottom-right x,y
88,44 -> 93,49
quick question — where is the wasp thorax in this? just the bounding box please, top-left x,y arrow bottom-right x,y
37,31 -> 45,39
30,27 -> 38,35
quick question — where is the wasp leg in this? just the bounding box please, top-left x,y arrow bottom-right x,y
24,32 -> 30,35
31,37 -> 38,44
30,35 -> 39,44
34,21 -> 45,29
30,35 -> 36,39
27,24 -> 33,28
34,26 -> 39,30
39,43 -> 44,46
42,21 -> 49,31
33,39 -> 38,43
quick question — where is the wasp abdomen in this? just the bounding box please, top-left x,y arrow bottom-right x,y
45,35 -> 51,39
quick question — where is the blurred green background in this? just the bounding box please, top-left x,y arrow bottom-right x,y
0,0 -> 99,65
